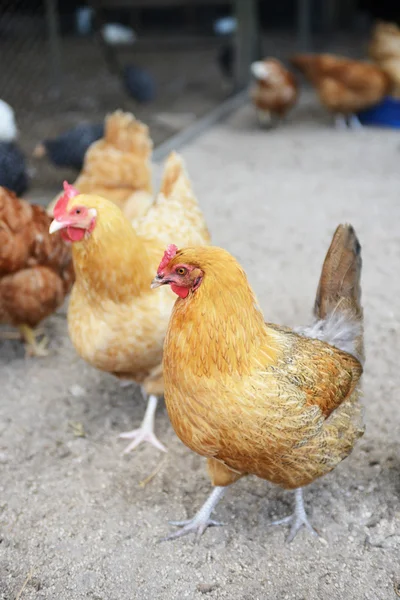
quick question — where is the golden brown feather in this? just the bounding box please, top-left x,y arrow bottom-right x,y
290,53 -> 390,117
369,21 -> 400,98
51,152 -> 210,452
47,111 -> 154,220
250,58 -> 299,124
156,225 -> 364,540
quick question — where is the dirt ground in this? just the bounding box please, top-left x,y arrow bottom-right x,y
1,95 -> 400,598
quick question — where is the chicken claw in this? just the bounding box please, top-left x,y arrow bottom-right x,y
348,114 -> 362,130
119,394 -> 166,454
271,487 -> 319,542
18,324 -> 49,357
162,486 -> 226,542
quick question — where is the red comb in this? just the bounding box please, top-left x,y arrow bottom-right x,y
158,244 -> 178,274
53,181 -> 79,219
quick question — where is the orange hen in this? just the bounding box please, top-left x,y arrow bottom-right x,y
0,187 -> 74,356
250,58 -> 298,126
49,152 -> 210,453
152,224 -> 364,541
290,53 -> 390,128
369,21 -> 400,98
47,110 -> 154,221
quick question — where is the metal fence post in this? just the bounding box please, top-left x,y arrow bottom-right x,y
44,0 -> 62,93
234,0 -> 259,91
297,0 -> 312,51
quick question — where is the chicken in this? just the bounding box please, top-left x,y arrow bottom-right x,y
33,123 -> 104,171
250,59 -> 298,126
49,153 -> 210,453
0,100 -> 28,196
151,224 -> 364,541
0,187 -> 74,356
369,21 -> 400,98
47,110 -> 153,221
290,53 -> 390,128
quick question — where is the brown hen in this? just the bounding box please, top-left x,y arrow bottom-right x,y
291,53 -> 390,128
250,58 -> 298,126
0,187 -> 74,355
152,224 -> 364,542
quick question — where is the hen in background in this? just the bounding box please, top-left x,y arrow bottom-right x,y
33,123 -> 104,171
250,58 -> 298,126
0,187 -> 74,356
49,153 -> 210,453
369,21 -> 400,98
290,54 -> 390,128
152,224 -> 364,541
47,111 -> 154,222
0,100 -> 28,196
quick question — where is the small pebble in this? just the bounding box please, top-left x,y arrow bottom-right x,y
69,384 -> 86,397
197,583 -> 217,594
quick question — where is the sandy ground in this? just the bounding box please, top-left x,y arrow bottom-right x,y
1,97 -> 400,600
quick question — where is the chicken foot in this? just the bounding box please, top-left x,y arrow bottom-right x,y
271,487 -> 319,542
18,324 -> 49,357
347,114 -> 362,129
163,486 -> 226,542
119,394 -> 167,454
334,113 -> 362,130
257,109 -> 273,128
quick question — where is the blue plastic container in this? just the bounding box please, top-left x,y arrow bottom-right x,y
357,96 -> 400,128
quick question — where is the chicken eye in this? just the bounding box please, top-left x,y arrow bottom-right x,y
75,209 -> 81,215
176,267 -> 187,276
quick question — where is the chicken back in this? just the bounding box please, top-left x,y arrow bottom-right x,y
0,187 -> 74,329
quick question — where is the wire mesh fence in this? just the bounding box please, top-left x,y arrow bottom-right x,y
0,1 -> 239,202
0,1 -> 376,202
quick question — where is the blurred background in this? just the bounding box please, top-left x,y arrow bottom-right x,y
0,0 -> 399,198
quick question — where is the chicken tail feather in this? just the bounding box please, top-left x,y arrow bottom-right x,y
159,152 -> 187,198
299,224 -> 364,364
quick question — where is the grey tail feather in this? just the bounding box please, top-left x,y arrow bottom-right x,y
296,224 -> 364,364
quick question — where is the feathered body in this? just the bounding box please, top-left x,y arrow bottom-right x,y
47,111 -> 154,221
0,99 -> 18,142
0,187 -> 73,352
250,59 -> 298,123
369,21 -> 400,98
162,234 -> 363,490
33,123 -> 104,170
64,153 -> 210,396
0,100 -> 28,196
290,53 -> 390,116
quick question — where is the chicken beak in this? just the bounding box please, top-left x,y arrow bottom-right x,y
49,218 -> 67,234
151,274 -> 166,289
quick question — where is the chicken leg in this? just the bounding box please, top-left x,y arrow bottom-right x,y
334,114 -> 348,129
119,393 -> 166,454
257,109 -> 273,128
348,114 -> 362,129
19,324 -> 49,357
271,487 -> 319,542
163,486 -> 226,542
